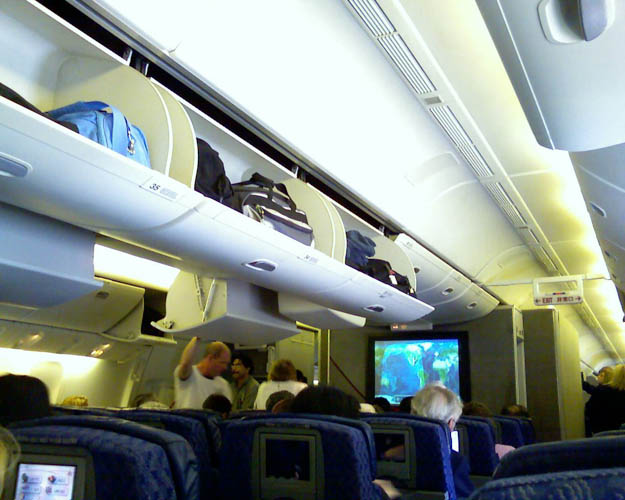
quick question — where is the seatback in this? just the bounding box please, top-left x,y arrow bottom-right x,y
12,415 -> 200,500
168,408 -> 222,460
493,435 -> 625,479
457,416 -> 499,476
225,412 -> 377,477
469,467 -> 625,500
219,416 -> 384,500
51,405 -> 117,417
10,424 -> 177,500
516,417 -> 536,445
492,416 -> 524,447
362,414 -> 456,499
116,409 -> 213,500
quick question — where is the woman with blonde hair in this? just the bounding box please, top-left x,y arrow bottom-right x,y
253,359 -> 307,410
586,364 -> 625,434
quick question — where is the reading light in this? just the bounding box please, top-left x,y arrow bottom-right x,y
90,344 -> 112,358
94,245 -> 180,291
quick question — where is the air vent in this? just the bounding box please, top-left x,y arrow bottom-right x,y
457,144 -> 494,178
378,34 -> 436,94
466,302 -> 478,309
442,287 -> 454,296
484,183 -> 528,227
519,227 -> 540,245
346,0 -> 395,37
535,247 -> 558,273
429,105 -> 473,150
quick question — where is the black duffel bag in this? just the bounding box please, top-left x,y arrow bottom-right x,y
232,172 -> 314,246
362,258 -> 416,298
194,138 -> 237,210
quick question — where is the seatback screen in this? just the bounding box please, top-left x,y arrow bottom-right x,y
14,463 -> 75,500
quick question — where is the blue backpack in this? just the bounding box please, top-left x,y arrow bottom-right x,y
47,101 -> 151,168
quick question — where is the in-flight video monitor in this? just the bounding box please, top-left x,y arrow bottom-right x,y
368,332 -> 470,405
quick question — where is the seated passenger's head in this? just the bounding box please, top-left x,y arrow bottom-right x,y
500,404 -> 530,418
132,393 -> 168,409
268,359 -> 297,382
411,384 -> 462,431
61,395 -> 88,407
0,374 -> 51,425
266,391 -> 294,412
296,369 -> 308,384
202,394 -> 232,418
597,366 -> 614,385
398,396 -> 413,414
231,352 -> 254,384
198,342 -> 231,378
463,401 -> 492,418
290,386 -> 360,419
373,397 -> 391,413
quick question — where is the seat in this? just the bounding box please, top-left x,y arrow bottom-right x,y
116,409 -> 214,500
516,417 -> 536,445
493,435 -> 625,479
457,417 -> 499,477
12,415 -> 200,500
219,416 -> 384,500
468,467 -> 625,500
51,405 -> 117,417
492,416 -> 524,447
10,424 -> 178,500
362,414 -> 457,500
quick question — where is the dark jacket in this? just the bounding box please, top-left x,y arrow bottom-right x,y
586,384 -> 625,434
450,449 -> 475,498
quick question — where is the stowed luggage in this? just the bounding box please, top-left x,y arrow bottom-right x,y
232,172 -> 314,246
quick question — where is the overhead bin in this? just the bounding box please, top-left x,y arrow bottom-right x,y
152,271 -> 300,344
0,203 -> 102,308
394,234 -> 499,324
476,0 -> 625,151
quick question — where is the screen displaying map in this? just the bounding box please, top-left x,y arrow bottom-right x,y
374,338 -> 461,404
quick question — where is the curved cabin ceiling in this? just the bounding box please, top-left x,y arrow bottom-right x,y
165,0 -> 625,363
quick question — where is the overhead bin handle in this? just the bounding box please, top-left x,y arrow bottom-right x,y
538,0 -> 614,43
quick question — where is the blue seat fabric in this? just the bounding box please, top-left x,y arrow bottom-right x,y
363,415 -> 456,498
492,416 -> 524,448
219,417 -> 383,500
458,416 -> 499,476
494,435 -> 625,479
468,467 -> 625,500
12,415 -> 199,500
117,409 -> 213,500
516,417 -> 536,445
12,424 -> 177,500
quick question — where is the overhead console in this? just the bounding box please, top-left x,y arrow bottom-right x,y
477,0 -> 625,152
0,0 -> 435,342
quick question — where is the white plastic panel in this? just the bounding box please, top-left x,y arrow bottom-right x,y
477,0 -> 625,151
278,294 -> 366,329
0,203 -> 101,308
0,99 -> 203,232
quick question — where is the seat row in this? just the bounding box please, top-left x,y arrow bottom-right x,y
11,406 -> 620,500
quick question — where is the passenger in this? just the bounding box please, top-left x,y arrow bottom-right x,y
61,395 -> 88,407
174,337 -> 232,409
271,395 -> 294,414
203,394 -> 232,418
398,396 -> 413,414
296,369 -> 308,384
265,390 -> 294,412
374,397 -> 391,413
290,385 -> 360,419
583,366 -> 613,394
229,352 -> 259,412
412,384 -> 474,499
585,364 -> 625,434
131,393 -> 169,409
0,374 -> 51,425
500,404 -> 530,418
360,403 -> 377,414
462,401 -> 515,459
253,359 -> 307,410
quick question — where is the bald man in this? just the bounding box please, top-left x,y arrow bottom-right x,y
174,337 -> 232,409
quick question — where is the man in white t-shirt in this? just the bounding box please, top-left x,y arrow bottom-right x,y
173,337 -> 232,409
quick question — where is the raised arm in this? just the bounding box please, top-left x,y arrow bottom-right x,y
177,337 -> 200,380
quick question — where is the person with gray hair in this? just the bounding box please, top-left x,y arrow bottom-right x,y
411,384 -> 474,498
